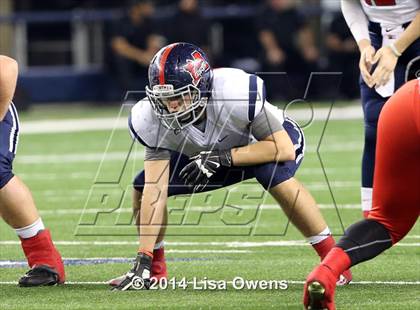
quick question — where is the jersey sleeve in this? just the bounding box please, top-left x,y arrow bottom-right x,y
128,113 -> 150,147
144,146 -> 171,161
128,98 -> 160,148
250,101 -> 284,140
219,70 -> 266,126
248,74 -> 266,122
341,0 -> 369,43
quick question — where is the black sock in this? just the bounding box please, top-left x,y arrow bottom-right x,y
337,219 -> 393,266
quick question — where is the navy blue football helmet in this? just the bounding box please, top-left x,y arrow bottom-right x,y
146,42 -> 213,130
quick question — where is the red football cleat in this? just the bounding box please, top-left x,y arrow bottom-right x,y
303,264 -> 337,310
336,268 -> 352,286
19,229 -> 65,285
151,247 -> 167,281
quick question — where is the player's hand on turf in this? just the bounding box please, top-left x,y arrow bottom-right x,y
112,252 -> 152,291
179,150 -> 232,191
359,44 -> 376,88
371,46 -> 399,87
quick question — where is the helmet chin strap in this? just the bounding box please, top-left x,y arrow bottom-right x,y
178,102 -> 206,126
194,106 -> 207,124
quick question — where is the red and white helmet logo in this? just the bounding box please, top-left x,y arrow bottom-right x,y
182,51 -> 210,86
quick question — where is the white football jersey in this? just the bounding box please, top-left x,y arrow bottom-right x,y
129,68 -> 284,157
360,0 -> 419,25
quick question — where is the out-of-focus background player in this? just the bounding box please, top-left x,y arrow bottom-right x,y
303,78 -> 420,310
0,55 -> 65,286
341,0 -> 420,218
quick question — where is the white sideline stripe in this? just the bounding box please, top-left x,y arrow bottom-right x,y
0,280 -> 418,285
404,235 -> 420,239
166,249 -> 252,253
19,106 -> 363,135
31,183 -> 359,198
19,168 -> 359,181
30,180 -> 360,198
15,152 -> 140,164
0,240 -> 418,247
20,118 -> 128,134
36,204 -> 360,216
14,144 -> 364,165
19,172 -> 94,180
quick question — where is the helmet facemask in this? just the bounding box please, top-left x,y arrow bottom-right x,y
146,83 -> 208,131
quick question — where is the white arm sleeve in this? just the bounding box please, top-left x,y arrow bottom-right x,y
341,0 -> 370,43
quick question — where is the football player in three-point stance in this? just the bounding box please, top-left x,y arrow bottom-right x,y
303,78 -> 420,310
341,0 -> 420,217
110,42 -> 352,290
0,55 -> 65,286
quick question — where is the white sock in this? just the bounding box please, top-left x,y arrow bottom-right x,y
361,187 -> 373,212
154,240 -> 164,250
15,218 -> 45,239
307,227 -> 331,245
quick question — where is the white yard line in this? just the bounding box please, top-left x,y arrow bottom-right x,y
19,106 -> 363,135
15,152 -> 139,164
404,235 -> 420,239
14,143 -> 363,166
0,240 -> 418,247
165,249 -> 252,253
20,118 -> 128,134
35,204 -> 360,216
28,180 -> 360,198
0,280 -> 418,285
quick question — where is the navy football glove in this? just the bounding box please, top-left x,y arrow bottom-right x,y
179,150 -> 232,191
112,252 -> 152,291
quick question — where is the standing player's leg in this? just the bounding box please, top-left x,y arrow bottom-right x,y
0,55 -> 64,286
0,108 -> 65,286
360,77 -> 385,218
359,28 -> 420,218
303,80 -> 420,310
0,177 -> 65,286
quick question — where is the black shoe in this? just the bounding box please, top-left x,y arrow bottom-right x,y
18,265 -> 60,287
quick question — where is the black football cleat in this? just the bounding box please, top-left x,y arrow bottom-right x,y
18,265 -> 60,287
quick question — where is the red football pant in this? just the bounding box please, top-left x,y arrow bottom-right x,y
368,79 -> 420,244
